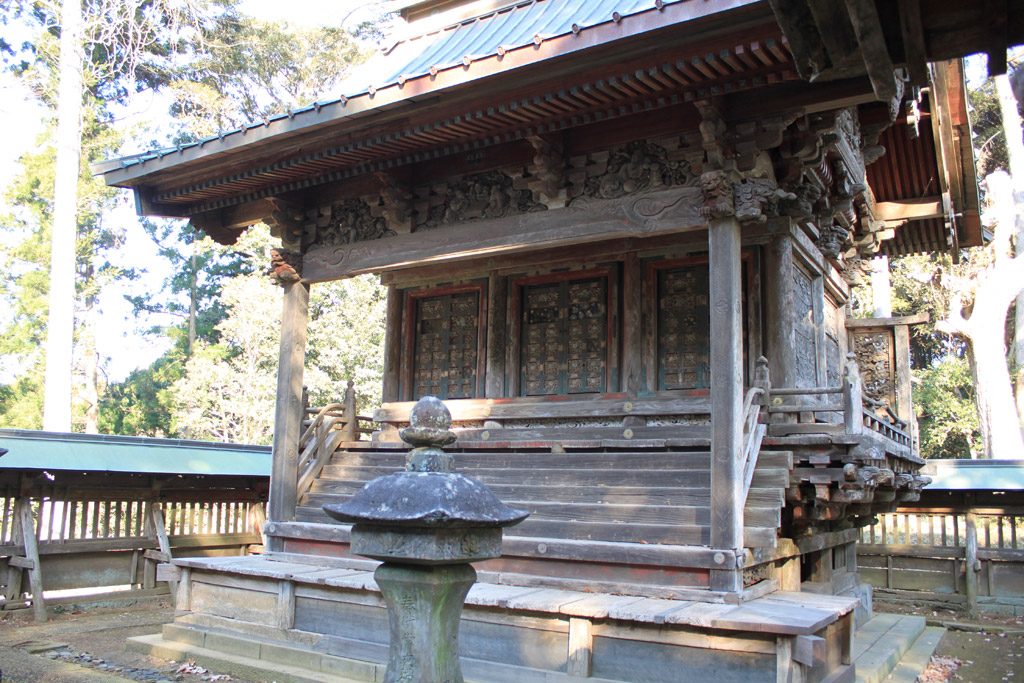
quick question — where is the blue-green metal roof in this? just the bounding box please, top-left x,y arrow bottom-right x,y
922,459 -> 1024,491
102,0 -> 702,173
380,0 -> 679,83
0,430 -> 271,477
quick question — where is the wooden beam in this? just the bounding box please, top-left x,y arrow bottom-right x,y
874,197 -> 944,222
303,187 -> 704,282
267,282 -> 310,544
708,214 -> 744,592
843,0 -> 897,100
897,0 -> 929,85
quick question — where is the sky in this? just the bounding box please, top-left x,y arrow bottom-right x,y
0,1 -> 391,384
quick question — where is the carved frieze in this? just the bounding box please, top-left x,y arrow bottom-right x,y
308,198 -> 395,248
416,171 -> 546,230
577,140 -> 697,200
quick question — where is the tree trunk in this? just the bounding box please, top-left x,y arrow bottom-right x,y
81,305 -> 100,434
958,246 -> 1024,458
42,0 -> 84,432
994,73 -> 1024,440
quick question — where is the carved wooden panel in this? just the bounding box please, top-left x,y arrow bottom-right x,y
657,265 -> 710,390
852,329 -> 896,408
824,298 -> 843,388
793,265 -> 818,387
520,278 -> 607,395
412,292 -> 479,400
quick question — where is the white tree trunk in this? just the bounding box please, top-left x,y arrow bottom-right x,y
994,73 -> 1024,439
42,0 -> 84,432
870,255 -> 892,317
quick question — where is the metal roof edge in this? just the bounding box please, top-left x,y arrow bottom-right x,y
0,428 -> 271,454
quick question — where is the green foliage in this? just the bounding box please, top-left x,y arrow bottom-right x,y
915,356 -> 980,459
888,254 -> 967,368
171,272 -> 281,443
305,275 -> 388,417
969,76 -> 1009,178
98,334 -> 187,436
168,17 -> 367,139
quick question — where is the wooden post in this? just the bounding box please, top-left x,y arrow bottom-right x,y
842,353 -> 864,435
268,280 -> 310,550
251,502 -> 269,548
567,617 -> 593,677
382,285 -> 403,402
148,504 -> 178,605
15,498 -> 47,622
765,225 -> 797,390
709,214 -> 744,592
342,379 -> 358,442
965,504 -> 979,619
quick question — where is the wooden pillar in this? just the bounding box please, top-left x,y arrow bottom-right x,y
765,224 -> 797,389
382,284 -> 403,403
485,273 -> 507,398
267,280 -> 310,551
709,215 -> 744,592
621,252 -> 643,394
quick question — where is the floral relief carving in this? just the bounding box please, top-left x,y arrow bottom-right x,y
580,140 -> 697,200
416,171 -> 546,230
309,198 -> 395,248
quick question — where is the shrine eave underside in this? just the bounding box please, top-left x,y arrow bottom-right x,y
96,0 -> 1016,257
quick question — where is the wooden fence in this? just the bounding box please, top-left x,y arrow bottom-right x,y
1,488 -> 265,620
858,506 -> 1024,616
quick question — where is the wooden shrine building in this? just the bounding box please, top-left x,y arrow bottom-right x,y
99,1 -> 1019,681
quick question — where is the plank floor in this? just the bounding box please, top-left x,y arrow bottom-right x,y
174,554 -> 856,637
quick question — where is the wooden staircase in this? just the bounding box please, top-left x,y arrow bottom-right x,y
298,443 -> 791,552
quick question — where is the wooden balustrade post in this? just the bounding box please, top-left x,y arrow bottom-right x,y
842,353 -> 864,435
754,356 -> 771,400
343,379 -> 358,442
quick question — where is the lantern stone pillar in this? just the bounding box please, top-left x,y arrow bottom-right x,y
324,396 -> 528,682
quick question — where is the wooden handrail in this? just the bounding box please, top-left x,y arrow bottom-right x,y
740,357 -> 770,505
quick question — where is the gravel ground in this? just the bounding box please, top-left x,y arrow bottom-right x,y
3,595 -> 1022,682
0,598 -> 255,683
875,598 -> 1024,683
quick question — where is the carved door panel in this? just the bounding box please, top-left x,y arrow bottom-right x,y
411,292 -> 480,400
657,265 -> 710,390
520,278 -> 608,396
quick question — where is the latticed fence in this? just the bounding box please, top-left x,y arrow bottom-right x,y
858,506 -> 1024,615
1,486 -> 266,619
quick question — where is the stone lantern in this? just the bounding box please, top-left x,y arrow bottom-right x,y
323,396 -> 528,683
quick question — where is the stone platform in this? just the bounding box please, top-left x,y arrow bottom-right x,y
134,554 -> 859,683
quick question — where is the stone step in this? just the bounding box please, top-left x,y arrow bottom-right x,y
885,627 -> 945,682
852,613 -> 930,683
128,632 -> 373,683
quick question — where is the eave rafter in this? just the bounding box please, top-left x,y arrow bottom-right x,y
141,31 -> 798,222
